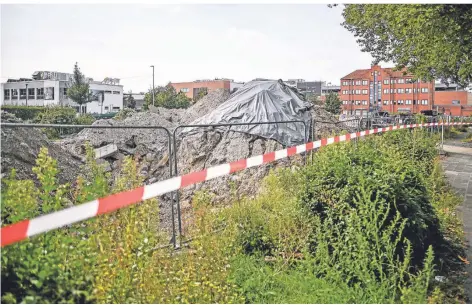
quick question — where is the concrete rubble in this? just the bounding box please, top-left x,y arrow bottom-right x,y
2,85 -> 351,234
1,111 -> 84,184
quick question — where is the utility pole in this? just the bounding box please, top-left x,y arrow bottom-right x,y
150,65 -> 155,107
25,83 -> 28,106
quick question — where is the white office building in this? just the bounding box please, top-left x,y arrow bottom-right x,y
1,71 -> 123,114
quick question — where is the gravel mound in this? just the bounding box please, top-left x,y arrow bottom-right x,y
1,111 -> 84,184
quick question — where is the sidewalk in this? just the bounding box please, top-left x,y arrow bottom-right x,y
441,144 -> 472,301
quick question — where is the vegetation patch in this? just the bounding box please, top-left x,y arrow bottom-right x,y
1,129 -> 467,303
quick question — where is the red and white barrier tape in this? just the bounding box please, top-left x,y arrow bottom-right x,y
0,121 -> 468,247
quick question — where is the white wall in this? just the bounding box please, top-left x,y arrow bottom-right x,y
2,80 -> 123,114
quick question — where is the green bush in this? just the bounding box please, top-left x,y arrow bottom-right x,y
1,106 -> 45,121
74,113 -> 95,126
300,130 -> 454,270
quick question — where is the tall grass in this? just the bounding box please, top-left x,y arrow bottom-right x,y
1,129 -> 466,303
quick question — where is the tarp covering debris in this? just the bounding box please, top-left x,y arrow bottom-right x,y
182,79 -> 312,146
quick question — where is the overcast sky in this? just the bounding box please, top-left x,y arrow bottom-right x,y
1,4 -> 375,92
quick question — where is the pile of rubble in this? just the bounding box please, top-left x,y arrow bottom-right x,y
1,111 -> 84,184
3,82 -> 348,234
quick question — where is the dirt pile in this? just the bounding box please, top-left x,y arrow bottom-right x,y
42,84 -> 342,233
1,111 -> 84,184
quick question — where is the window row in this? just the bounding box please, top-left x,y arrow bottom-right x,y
342,80 -> 369,86
382,88 -> 429,94
342,100 -> 368,105
381,100 -> 429,105
342,89 -> 369,95
343,78 -> 427,87
4,88 -> 121,100
4,88 -> 52,100
104,90 -> 121,94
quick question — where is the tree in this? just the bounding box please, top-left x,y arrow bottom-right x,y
67,62 -> 93,114
339,4 -> 472,86
324,92 -> 342,114
194,88 -> 208,102
143,84 -> 191,109
124,91 -> 136,109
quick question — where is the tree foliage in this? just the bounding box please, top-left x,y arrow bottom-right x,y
124,92 -> 136,109
324,92 -> 342,114
67,63 -> 93,113
340,4 -> 472,86
144,84 -> 191,109
194,88 -> 208,102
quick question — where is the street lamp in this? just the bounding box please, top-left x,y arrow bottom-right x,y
150,65 -> 155,107
25,83 -> 28,106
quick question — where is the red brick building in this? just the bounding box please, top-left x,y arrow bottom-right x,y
434,89 -> 472,116
340,65 -> 435,116
170,79 -> 231,100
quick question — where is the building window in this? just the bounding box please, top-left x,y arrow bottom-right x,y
181,88 -> 189,93
421,99 -> 428,105
391,79 -> 396,84
37,88 -> 44,99
406,100 -> 412,105
113,91 -> 120,94
105,106 -> 109,111
104,90 -> 112,94
63,88 -> 68,96
383,100 -> 388,105
390,88 -> 396,93
28,88 -> 35,99
406,78 -> 412,83
398,100 -> 404,105
113,106 -> 120,110
421,88 -> 429,93
362,80 -> 368,85
20,89 -> 26,99
397,88 -> 405,94
397,78 -> 404,84
362,100 -> 367,105
355,89 -> 360,94
362,89 -> 368,94
4,89 -> 11,100
354,80 -> 360,86
45,87 -> 54,100
383,79 -> 389,85
452,100 -> 460,105
405,88 -> 412,94
383,89 -> 388,94
355,100 -> 361,105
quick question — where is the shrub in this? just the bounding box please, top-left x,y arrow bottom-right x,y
1,148 -> 95,303
114,108 -> 136,120
300,130 -> 452,270
1,105 -> 45,121
74,113 -> 96,125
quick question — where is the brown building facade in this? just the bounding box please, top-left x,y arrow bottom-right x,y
170,80 -> 231,100
339,65 -> 435,116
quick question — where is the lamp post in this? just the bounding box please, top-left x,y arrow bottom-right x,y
25,83 -> 28,106
150,65 -> 155,107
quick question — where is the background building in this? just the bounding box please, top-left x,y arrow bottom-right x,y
170,78 -> 244,100
285,79 -> 323,99
1,71 -> 123,114
320,83 -> 340,103
339,65 -> 472,116
123,92 -> 146,111
339,65 -> 435,116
